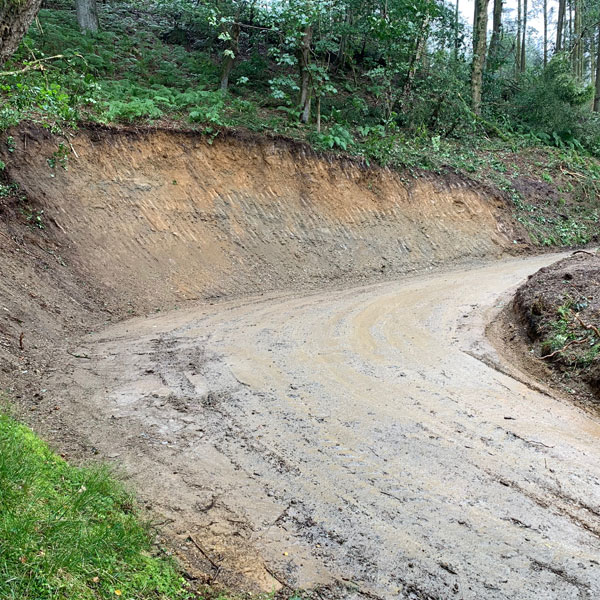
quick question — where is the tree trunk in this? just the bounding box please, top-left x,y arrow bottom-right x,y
0,0 -> 43,64
592,34 -> 596,90
404,15 -> 430,96
568,0 -> 572,64
520,0 -> 527,72
298,24 -> 313,123
488,0 -> 502,67
454,0 -> 460,58
594,25 -> 600,111
516,0 -> 521,74
220,22 -> 240,92
336,9 -> 351,70
316,96 -> 321,133
556,0 -> 565,52
573,0 -> 582,78
543,0 -> 548,66
471,0 -> 490,115
76,0 -> 99,34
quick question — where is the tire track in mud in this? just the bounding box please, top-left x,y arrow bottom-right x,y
49,253 -> 600,599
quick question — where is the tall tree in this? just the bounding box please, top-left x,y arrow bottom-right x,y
454,0 -> 460,57
488,0 -> 502,66
520,0 -> 527,71
556,0 -> 566,52
543,0 -> 548,66
0,0 -> 42,64
572,0 -> 582,78
471,0 -> 490,114
76,0 -> 99,34
594,24 -> 600,112
516,0 -> 521,73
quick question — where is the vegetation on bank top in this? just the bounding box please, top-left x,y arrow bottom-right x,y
0,1 -> 599,247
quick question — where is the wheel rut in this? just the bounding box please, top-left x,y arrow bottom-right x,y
44,253 -> 600,599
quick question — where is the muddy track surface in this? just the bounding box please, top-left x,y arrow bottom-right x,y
47,253 -> 600,599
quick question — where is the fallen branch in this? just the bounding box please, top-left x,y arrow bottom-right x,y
571,250 -> 595,257
541,337 -> 587,359
574,314 -> 600,339
560,168 -> 585,179
525,439 -> 555,448
186,535 -> 220,572
263,563 -> 293,590
0,55 -> 65,77
66,350 -> 91,359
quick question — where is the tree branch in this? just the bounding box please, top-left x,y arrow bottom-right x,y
0,54 -> 65,77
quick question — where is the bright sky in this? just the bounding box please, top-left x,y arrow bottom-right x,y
460,0 -> 551,45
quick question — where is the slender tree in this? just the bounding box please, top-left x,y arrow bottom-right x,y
454,0 -> 460,58
488,0 -> 503,66
516,0 -> 521,73
471,0 -> 490,114
556,0 -> 566,52
573,0 -> 582,78
595,25 -> 600,111
76,0 -> 99,34
520,0 -> 527,72
219,22 -> 240,91
592,32 -> 596,89
543,0 -> 548,66
298,23 -> 313,123
0,0 -> 43,64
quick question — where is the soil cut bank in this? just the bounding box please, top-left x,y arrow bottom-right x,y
3,126 -> 595,598
0,125 -> 525,379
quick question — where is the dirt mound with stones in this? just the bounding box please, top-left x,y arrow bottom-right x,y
512,251 -> 600,406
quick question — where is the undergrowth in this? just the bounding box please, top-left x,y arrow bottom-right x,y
541,296 -> 600,366
1,3 -> 599,248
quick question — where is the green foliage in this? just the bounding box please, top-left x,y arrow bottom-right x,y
312,123 -> 353,150
491,55 -> 598,154
0,411 -> 189,600
542,298 -> 600,366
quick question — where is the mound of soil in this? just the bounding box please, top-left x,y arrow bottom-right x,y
513,251 -> 600,404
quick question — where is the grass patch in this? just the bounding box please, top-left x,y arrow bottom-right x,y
0,410 -> 190,600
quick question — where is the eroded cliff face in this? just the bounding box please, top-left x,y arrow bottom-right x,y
4,126 -> 518,306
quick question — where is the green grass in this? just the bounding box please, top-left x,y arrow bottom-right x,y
0,411 -> 190,600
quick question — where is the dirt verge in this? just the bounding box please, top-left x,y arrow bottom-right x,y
496,251 -> 600,412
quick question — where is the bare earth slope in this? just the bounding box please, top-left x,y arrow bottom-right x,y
2,128 -> 598,599
2,125 -> 517,309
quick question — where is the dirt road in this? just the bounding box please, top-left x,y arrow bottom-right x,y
50,253 -> 600,599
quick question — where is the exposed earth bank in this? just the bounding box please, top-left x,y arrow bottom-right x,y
1,126 -> 599,599
509,252 -> 600,409
0,124 -> 525,373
